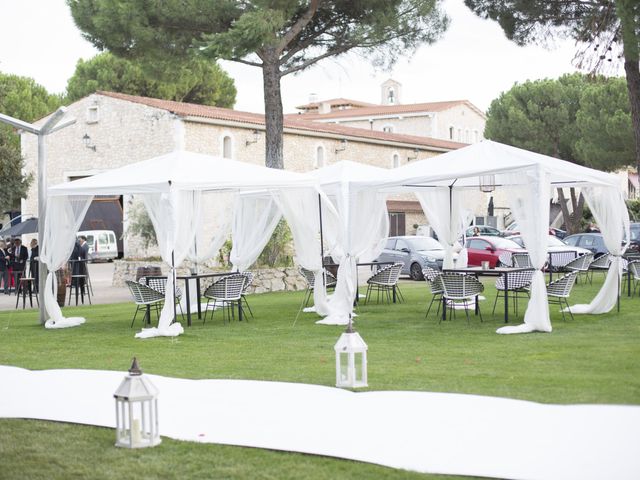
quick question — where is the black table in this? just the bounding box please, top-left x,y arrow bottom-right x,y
146,272 -> 232,327
443,267 -> 534,323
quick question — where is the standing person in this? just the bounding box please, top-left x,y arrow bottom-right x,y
29,239 -> 39,292
0,241 -> 9,294
11,238 -> 28,290
472,226 -> 481,236
77,236 -> 89,295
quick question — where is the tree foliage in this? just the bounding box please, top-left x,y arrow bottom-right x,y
0,130 -> 33,214
68,0 -> 449,168
66,53 -> 236,107
575,76 -> 635,170
484,73 -> 635,233
464,0 -> 640,173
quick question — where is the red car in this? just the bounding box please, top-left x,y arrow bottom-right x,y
464,236 -> 526,268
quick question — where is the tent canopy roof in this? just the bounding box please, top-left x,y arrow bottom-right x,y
309,160 -> 393,192
386,140 -> 620,190
48,150 -> 314,196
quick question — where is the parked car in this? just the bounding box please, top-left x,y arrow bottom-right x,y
506,234 -> 590,256
465,225 -> 502,237
78,229 -> 118,261
501,222 -> 566,239
563,232 -> 608,257
375,236 -> 449,280
464,235 -> 526,268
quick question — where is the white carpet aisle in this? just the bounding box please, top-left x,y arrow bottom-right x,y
1,365 -> 639,480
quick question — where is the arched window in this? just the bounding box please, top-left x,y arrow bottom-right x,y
315,145 -> 325,168
474,130 -> 479,143
392,153 -> 400,168
449,126 -> 454,140
465,129 -> 470,143
222,135 -> 232,159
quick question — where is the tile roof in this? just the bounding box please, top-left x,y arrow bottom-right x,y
285,99 -> 486,120
295,97 -> 377,111
386,200 -> 423,213
97,91 -> 466,151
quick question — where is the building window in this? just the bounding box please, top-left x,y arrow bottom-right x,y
449,126 -> 454,140
465,129 -> 470,143
387,87 -> 395,105
222,135 -> 232,159
392,153 -> 400,168
86,106 -> 99,124
383,124 -> 394,133
315,145 -> 325,168
474,130 -> 479,143
457,128 -> 462,141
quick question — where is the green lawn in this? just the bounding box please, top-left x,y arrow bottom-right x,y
1,276 -> 639,479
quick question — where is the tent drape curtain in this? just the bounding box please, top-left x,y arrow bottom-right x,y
497,165 -> 552,334
138,189 -> 201,338
273,189 -> 339,316
414,187 -> 467,269
230,193 -> 282,272
316,188 -> 389,325
567,186 -> 631,314
41,195 -> 94,329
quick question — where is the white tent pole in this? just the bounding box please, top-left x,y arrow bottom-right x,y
0,108 -> 75,326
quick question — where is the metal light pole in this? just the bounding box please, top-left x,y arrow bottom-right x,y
0,107 -> 76,324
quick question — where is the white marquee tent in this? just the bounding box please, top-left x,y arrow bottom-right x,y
44,150 -> 332,337
383,140 -> 630,334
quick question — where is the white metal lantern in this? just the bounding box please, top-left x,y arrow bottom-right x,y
114,358 -> 161,448
334,324 -> 368,388
479,174 -> 496,193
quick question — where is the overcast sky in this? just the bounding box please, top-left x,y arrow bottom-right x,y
0,0 -> 620,114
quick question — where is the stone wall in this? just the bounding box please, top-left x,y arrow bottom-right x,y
112,260 -> 307,294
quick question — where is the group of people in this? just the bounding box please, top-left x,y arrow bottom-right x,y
0,237 -> 38,294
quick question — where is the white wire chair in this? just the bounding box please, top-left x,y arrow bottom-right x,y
364,262 -> 404,304
628,260 -> 640,297
240,271 -> 255,318
587,253 -> 611,284
559,252 -> 594,283
440,272 -> 484,323
511,252 -> 532,268
492,268 -> 535,318
422,266 -> 443,319
299,267 -> 337,308
203,273 -> 248,324
546,271 -> 579,321
125,280 -> 165,328
498,252 -> 513,267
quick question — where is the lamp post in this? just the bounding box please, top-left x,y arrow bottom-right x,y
334,316 -> 368,388
0,108 -> 75,325
114,357 -> 161,449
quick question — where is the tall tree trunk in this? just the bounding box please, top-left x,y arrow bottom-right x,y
557,187 -> 585,234
618,0 -> 640,175
261,53 -> 284,169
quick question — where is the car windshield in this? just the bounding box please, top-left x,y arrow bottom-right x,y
490,237 -> 522,249
631,225 -> 640,241
548,236 -> 566,247
406,237 -> 443,251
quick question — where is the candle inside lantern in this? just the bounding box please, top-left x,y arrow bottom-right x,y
131,418 -> 142,444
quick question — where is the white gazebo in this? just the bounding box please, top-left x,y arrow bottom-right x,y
43,150 -> 328,338
383,140 -> 630,334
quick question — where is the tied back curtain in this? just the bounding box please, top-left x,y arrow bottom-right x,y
41,195 -> 94,329
497,165 -> 552,334
415,187 -> 467,269
230,193 -> 282,272
139,190 -> 201,338
568,186 -> 630,314
318,187 -> 389,325
273,188 -> 338,316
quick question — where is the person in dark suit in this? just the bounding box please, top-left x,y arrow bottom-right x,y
0,240 -> 9,294
11,238 -> 28,272
29,238 -> 39,291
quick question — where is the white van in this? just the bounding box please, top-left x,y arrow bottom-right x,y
77,230 -> 118,261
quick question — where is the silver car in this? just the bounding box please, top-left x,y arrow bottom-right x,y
375,236 -> 447,280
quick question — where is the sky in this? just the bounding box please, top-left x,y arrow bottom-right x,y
0,0 -> 618,114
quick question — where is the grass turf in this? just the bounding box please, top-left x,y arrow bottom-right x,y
1,275 -> 639,479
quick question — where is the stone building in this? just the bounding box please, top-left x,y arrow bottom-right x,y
288,79 -> 487,144
22,91 -> 495,257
